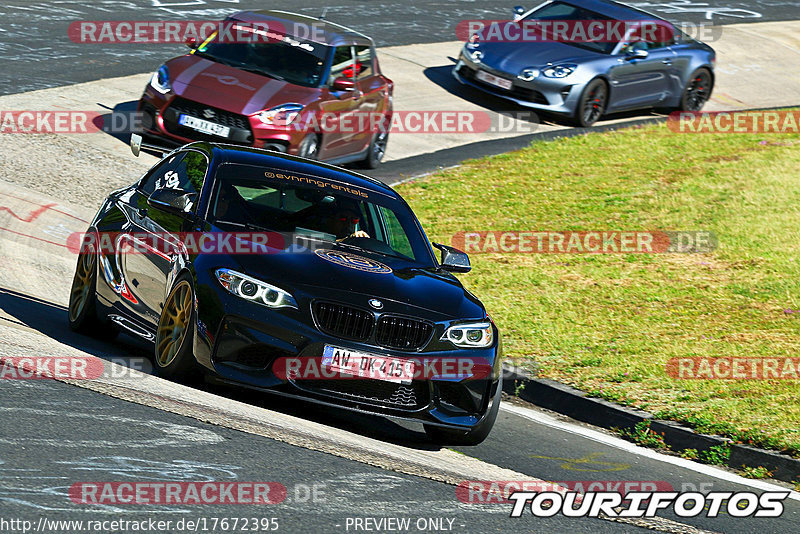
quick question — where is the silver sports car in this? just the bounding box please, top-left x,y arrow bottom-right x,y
453,0 -> 715,126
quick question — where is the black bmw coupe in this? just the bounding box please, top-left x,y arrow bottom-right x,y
68,136 -> 502,444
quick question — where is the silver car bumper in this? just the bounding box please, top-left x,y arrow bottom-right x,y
452,58 -> 578,116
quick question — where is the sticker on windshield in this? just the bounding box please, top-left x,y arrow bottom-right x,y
315,249 -> 392,274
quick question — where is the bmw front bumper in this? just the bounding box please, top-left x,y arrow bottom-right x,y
191,267 -> 502,431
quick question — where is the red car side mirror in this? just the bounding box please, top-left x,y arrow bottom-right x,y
331,77 -> 356,92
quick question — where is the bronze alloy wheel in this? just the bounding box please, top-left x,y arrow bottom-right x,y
69,250 -> 96,323
156,280 -> 193,367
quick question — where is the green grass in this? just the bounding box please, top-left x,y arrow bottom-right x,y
396,121 -> 800,456
617,421 -> 669,450
741,466 -> 773,479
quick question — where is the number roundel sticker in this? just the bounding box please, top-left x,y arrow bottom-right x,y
314,249 -> 392,274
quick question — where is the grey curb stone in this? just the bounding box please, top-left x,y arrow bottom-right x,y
501,363 -> 800,484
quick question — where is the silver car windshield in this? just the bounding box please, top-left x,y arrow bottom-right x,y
523,1 -> 618,54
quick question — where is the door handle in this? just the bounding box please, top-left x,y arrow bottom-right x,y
662,60 -> 672,65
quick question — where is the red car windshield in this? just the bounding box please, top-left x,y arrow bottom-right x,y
195,31 -> 329,87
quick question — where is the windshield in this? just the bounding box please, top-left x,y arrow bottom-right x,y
524,1 -> 618,54
195,26 -> 329,87
210,164 -> 435,266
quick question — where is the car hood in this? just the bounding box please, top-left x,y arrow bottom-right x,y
475,41 -> 598,73
165,54 -> 320,116
232,247 -> 485,321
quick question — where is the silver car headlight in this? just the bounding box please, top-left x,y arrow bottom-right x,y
257,104 -> 304,126
442,321 -> 494,348
542,64 -> 577,78
215,268 -> 297,309
517,67 -> 540,82
149,64 -> 172,94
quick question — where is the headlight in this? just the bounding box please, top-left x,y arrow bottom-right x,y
542,64 -> 577,78
466,34 -> 480,49
517,67 -> 539,82
442,322 -> 494,348
215,268 -> 297,309
257,104 -> 304,126
150,65 -> 172,94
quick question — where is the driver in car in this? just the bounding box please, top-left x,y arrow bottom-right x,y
330,208 -> 370,241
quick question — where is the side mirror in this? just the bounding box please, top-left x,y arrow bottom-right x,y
148,189 -> 196,215
130,133 -> 142,157
331,77 -> 356,92
131,133 -> 169,158
626,47 -> 649,60
185,37 -> 198,50
513,6 -> 526,20
432,242 -> 471,273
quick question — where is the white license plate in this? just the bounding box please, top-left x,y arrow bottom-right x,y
322,345 -> 415,384
476,70 -> 513,90
178,114 -> 230,137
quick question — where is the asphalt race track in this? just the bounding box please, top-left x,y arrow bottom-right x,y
1,0 -> 798,95
0,150 -> 799,533
1,1 -> 800,533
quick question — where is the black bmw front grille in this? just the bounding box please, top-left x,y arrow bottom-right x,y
312,302 -> 374,341
375,316 -> 433,351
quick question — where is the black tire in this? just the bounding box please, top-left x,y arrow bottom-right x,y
154,274 -> 199,381
361,130 -> 389,169
424,375 -> 502,446
677,68 -> 713,112
67,235 -> 118,340
572,78 -> 608,127
297,133 -> 320,160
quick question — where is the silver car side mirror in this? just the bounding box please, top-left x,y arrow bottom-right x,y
626,48 -> 649,60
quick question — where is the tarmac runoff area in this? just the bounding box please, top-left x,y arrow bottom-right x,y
0,21 -> 798,210
1,21 -> 800,530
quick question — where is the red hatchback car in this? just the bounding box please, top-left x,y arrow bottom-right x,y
137,11 -> 393,168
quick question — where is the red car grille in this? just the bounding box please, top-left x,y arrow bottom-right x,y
162,97 -> 253,144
